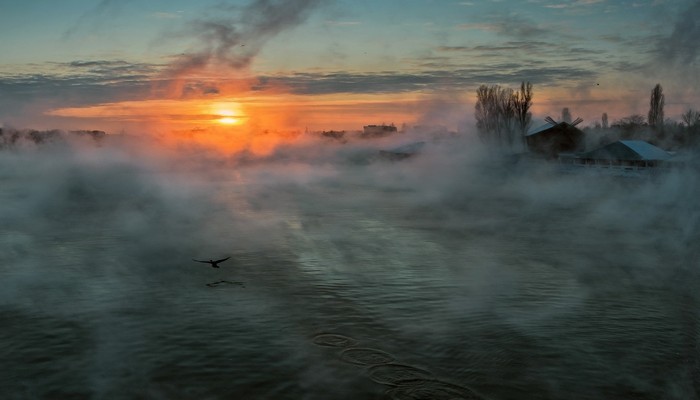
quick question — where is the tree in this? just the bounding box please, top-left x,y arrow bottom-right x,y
602,113 -> 609,129
681,109 -> 700,127
648,83 -> 665,130
613,114 -> 646,139
475,84 -> 517,147
475,82 -> 534,149
475,85 -> 498,142
614,114 -> 646,127
513,81 -> 533,137
561,107 -> 572,123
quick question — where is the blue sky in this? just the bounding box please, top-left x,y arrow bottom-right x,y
0,0 -> 698,132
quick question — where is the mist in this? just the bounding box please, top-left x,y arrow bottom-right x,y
2,128 -> 700,399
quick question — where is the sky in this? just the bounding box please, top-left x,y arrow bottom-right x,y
0,0 -> 699,137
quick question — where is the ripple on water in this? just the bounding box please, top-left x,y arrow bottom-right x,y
312,333 -> 358,348
367,364 -> 433,386
339,347 -> 395,366
385,379 -> 486,400
205,280 -> 246,288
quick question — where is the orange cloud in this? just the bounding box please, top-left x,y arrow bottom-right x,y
47,92 -> 427,131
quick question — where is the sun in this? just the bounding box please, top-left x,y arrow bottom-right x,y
212,103 -> 245,126
218,116 -> 239,125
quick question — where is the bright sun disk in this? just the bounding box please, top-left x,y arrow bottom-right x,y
218,116 -> 239,125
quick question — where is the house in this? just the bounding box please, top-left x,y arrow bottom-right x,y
558,140 -> 672,175
526,118 -> 585,158
572,140 -> 670,167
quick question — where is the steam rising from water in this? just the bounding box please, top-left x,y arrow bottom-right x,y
165,0 -> 327,82
1,131 -> 699,399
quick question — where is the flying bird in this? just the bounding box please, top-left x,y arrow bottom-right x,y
193,256 -> 231,268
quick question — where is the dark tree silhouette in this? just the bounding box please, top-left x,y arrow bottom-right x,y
602,112 -> 609,129
613,114 -> 646,139
514,81 -> 533,137
681,109 -> 700,127
475,82 -> 533,148
475,84 -> 515,147
648,83 -> 665,130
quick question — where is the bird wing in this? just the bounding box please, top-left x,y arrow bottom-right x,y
193,259 -> 211,264
213,256 -> 231,264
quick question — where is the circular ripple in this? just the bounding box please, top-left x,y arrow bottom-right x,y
339,348 -> 395,366
367,364 -> 433,386
385,379 -> 485,400
312,334 -> 358,348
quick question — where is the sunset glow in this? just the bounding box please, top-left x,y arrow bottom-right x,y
1,0 -> 699,144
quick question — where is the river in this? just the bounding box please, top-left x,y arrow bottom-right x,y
1,139 -> 699,399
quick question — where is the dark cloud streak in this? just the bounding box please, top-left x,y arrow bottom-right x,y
166,0 -> 327,77
0,61 -> 156,126
254,67 -> 598,95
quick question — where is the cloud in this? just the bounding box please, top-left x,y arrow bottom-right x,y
438,41 -> 559,55
151,11 -> 184,20
323,20 -> 361,26
652,0 -> 700,66
165,0 -> 327,78
545,0 -> 605,8
456,22 -> 500,32
458,15 -> 550,38
252,66 -> 598,95
63,0 -> 134,39
0,61 -> 157,128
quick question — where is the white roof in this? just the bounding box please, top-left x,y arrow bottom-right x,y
618,140 -> 671,160
582,140 -> 671,161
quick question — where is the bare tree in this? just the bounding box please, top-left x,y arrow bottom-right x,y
514,81 -> 533,137
602,113 -> 609,129
613,114 -> 647,139
681,109 -> 700,127
475,85 -> 497,142
475,82 -> 534,148
500,89 -> 517,146
614,114 -> 646,127
561,107 -> 572,123
475,84 -> 519,147
648,83 -> 665,129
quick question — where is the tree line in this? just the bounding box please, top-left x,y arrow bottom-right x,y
587,83 -> 700,149
475,81 -> 700,151
0,128 -> 105,149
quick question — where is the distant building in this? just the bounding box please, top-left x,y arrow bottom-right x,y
362,124 -> 398,138
526,119 -> 585,159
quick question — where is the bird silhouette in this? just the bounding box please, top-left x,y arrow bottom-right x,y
193,256 -> 231,268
